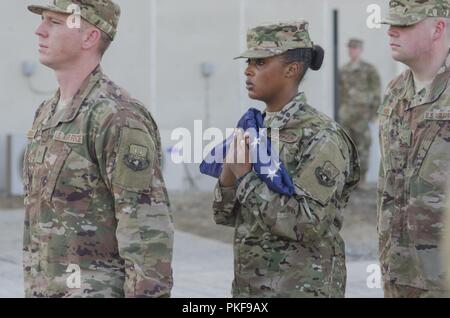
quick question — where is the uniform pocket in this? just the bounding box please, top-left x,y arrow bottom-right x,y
42,142 -> 72,203
417,135 -> 450,191
52,147 -> 99,213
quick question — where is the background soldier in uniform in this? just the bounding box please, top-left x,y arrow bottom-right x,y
23,0 -> 174,297
378,0 -> 450,297
339,38 -> 381,187
212,21 -> 360,297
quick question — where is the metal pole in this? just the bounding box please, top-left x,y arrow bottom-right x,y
6,135 -> 12,197
333,9 -> 340,122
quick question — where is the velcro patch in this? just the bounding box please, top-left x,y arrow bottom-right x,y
54,131 -> 83,144
27,129 -> 37,140
381,107 -> 393,116
113,127 -> 155,192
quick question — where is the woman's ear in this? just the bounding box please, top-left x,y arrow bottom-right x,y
285,62 -> 301,79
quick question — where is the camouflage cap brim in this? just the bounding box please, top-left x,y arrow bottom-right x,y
28,4 -> 69,16
234,49 -> 282,60
380,13 -> 427,26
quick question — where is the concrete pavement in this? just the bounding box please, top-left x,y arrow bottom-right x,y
0,209 -> 382,298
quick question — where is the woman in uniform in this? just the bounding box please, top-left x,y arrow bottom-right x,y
211,21 -> 360,298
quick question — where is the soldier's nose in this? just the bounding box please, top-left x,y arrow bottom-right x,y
35,21 -> 48,38
387,26 -> 398,37
245,66 -> 254,77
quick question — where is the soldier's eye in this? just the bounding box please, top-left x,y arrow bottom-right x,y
256,59 -> 265,66
246,59 -> 251,65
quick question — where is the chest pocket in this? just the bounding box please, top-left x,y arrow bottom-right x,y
38,141 -> 71,203
40,140 -> 97,213
415,121 -> 450,192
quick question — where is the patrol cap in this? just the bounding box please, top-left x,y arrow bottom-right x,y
28,0 -> 121,40
382,0 -> 450,27
235,20 -> 314,59
347,38 -> 363,48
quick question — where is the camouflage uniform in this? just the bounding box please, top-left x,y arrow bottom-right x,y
213,22 -> 360,298
24,0 -> 174,298
339,41 -> 381,181
445,196 -> 450,293
378,0 -> 450,298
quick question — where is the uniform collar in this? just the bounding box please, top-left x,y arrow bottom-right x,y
348,60 -> 363,70
263,92 -> 307,129
393,53 -> 450,110
42,64 -> 103,130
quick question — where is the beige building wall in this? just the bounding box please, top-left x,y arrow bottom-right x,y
0,0 -> 400,191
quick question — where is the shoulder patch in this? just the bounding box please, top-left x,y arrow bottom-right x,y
113,127 -> 156,192
315,161 -> 339,187
127,118 -> 148,131
124,144 -> 150,171
294,132 -> 346,205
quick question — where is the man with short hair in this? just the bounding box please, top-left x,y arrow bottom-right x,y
23,0 -> 174,297
339,38 -> 381,187
378,0 -> 450,297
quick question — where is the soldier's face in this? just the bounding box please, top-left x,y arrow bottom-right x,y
244,57 -> 290,102
35,11 -> 84,70
348,47 -> 362,61
387,19 -> 434,65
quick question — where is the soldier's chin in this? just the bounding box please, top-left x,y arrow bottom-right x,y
247,90 -> 259,100
390,51 -> 405,63
39,56 -> 55,69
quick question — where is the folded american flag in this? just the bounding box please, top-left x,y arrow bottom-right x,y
199,108 -> 295,196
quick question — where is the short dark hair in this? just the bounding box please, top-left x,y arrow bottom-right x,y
279,45 -> 325,82
81,19 -> 112,57
98,31 -> 112,57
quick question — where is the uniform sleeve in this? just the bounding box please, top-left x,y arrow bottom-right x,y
368,66 -> 381,121
94,112 -> 174,298
376,159 -> 385,235
212,182 -> 239,227
234,130 -> 354,242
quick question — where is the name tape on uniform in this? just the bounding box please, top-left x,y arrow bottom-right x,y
424,111 -> 450,120
54,131 -> 83,144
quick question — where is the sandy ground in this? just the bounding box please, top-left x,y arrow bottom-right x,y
0,186 -> 382,298
170,186 -> 379,260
